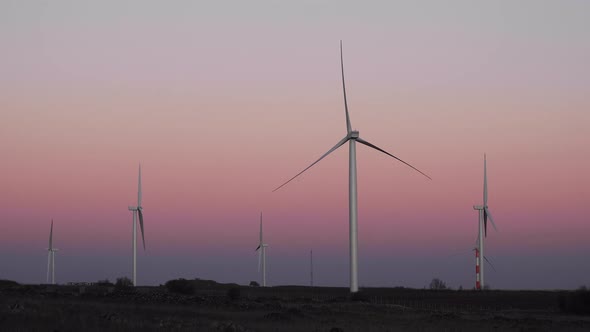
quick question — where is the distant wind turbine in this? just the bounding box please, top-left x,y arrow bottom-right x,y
128,164 -> 146,286
473,154 -> 497,290
273,41 -> 431,293
255,212 -> 268,287
46,219 -> 58,284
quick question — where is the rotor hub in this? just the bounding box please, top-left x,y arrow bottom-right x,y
350,130 -> 359,138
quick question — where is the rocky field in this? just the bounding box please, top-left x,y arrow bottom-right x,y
1,280 -> 589,331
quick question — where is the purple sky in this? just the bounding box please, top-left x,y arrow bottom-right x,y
1,1 -> 589,289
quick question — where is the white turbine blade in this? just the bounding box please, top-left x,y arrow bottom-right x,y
483,255 -> 497,272
49,219 -> 53,249
273,135 -> 350,192
355,137 -> 432,180
340,40 -> 352,134
484,207 -> 498,232
138,164 -> 142,207
138,210 -> 146,250
483,154 -> 487,206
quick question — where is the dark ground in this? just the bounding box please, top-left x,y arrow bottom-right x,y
1,280 -> 589,331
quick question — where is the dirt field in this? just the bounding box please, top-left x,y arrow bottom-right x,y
1,282 -> 589,331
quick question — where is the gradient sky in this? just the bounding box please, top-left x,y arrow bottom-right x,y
1,1 -> 589,290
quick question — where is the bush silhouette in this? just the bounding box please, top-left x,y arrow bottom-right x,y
559,289 -> 590,314
165,278 -> 195,295
0,279 -> 19,289
96,279 -> 113,286
429,278 -> 448,290
115,277 -> 133,289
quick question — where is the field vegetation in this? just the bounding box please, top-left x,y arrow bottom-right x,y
1,279 -> 589,331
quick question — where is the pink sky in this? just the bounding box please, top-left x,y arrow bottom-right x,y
1,1 -> 589,289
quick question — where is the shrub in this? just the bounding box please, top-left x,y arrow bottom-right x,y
227,286 -> 241,301
0,279 -> 19,289
249,281 -> 260,287
429,278 -> 448,290
115,277 -> 133,289
559,289 -> 590,315
96,279 -> 113,286
165,278 -> 195,295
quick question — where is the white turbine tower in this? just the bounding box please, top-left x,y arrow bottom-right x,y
310,249 -> 314,287
274,41 -> 431,293
128,164 -> 146,286
46,219 -> 58,284
473,154 -> 497,290
255,212 -> 268,287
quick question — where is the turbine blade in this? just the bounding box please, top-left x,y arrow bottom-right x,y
138,164 -> 142,207
255,245 -> 261,251
484,207 -> 497,232
138,209 -> 146,250
483,154 -> 487,206
49,219 -> 53,249
340,40 -> 352,134
258,249 -> 262,272
273,135 -> 350,192
355,137 -> 432,180
484,209 -> 488,237
483,255 -> 497,272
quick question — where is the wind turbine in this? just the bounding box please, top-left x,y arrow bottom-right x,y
128,164 -> 146,286
46,219 -> 58,284
273,41 -> 431,293
473,154 -> 497,290
255,212 -> 268,287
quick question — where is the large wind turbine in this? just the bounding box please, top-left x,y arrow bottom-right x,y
255,212 -> 268,287
273,41 -> 431,293
128,164 -> 146,286
46,219 -> 58,284
473,154 -> 497,290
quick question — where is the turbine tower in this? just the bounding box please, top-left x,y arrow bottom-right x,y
128,164 -> 146,286
274,41 -> 431,293
473,154 -> 497,290
255,212 -> 268,287
310,249 -> 314,287
46,219 -> 58,284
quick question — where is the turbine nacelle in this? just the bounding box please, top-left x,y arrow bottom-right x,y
349,131 -> 359,139
128,206 -> 138,211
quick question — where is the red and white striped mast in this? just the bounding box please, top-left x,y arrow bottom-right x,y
475,246 -> 481,290
473,154 -> 497,290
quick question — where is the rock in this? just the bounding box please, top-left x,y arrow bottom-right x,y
8,303 -> 24,313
